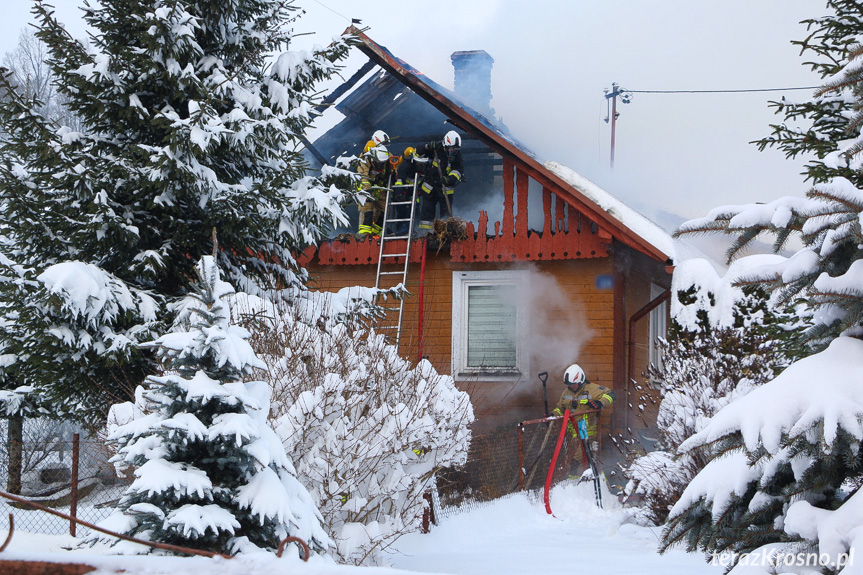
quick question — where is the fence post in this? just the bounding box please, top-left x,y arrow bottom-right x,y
70,433 -> 79,536
517,424 -> 524,491
6,415 -> 23,495
421,491 -> 432,533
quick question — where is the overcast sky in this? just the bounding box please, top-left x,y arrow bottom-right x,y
3,0 -> 825,229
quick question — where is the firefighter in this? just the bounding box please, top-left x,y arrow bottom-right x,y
396,146 -> 421,185
554,363 -> 615,439
389,146 -> 421,236
356,140 -> 393,236
414,130 -> 464,236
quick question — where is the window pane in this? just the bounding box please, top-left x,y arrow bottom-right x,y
467,284 -> 517,368
649,284 -> 667,370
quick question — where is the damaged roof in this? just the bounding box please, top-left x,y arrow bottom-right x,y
323,26 -> 675,263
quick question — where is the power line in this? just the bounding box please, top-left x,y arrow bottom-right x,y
309,0 -> 352,23
628,86 -> 820,94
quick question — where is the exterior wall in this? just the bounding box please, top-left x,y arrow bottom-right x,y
307,253 -> 622,436
612,243 -> 672,437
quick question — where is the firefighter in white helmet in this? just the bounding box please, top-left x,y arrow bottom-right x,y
554,363 -> 615,438
414,130 -> 464,236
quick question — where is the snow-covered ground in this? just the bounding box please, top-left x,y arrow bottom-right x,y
0,481 -> 719,574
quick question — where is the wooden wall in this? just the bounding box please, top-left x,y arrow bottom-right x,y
301,159 -> 672,437
611,243 -> 672,437
307,255 -> 622,435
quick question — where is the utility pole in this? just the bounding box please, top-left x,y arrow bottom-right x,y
603,83 -> 631,170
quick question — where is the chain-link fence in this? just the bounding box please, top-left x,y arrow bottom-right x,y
0,418 -> 131,536
433,411 -> 600,520
1,412 -> 600,536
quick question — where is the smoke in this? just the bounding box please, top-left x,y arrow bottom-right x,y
521,264 -> 594,382
478,263 -> 595,412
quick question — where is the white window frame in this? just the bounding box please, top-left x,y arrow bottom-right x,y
452,270 -> 529,381
648,283 -> 668,371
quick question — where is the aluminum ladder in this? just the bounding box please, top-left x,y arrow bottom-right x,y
373,176 -> 420,345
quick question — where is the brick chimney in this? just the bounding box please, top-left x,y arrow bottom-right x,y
451,50 -> 495,116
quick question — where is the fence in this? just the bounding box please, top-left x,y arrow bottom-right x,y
433,410 -> 600,519
0,412 -> 600,537
0,424 -> 130,536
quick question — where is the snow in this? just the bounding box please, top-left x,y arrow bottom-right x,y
670,254 -> 787,329
0,482 -> 720,575
679,337 -> 863,454
784,489 -> 863,571
37,261 -> 157,326
667,451 -> 763,521
545,161 -> 676,260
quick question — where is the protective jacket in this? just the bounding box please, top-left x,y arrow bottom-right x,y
555,382 -> 615,438
415,140 -> 464,194
357,152 -> 393,192
556,382 -> 616,414
415,141 -> 464,231
356,145 -> 393,235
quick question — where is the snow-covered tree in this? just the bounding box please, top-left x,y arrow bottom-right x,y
623,257 -> 803,525
0,0 -> 353,422
233,294 -> 474,565
665,3 -> 863,572
98,256 -> 329,556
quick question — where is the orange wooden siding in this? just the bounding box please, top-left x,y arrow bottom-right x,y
307,256 -> 620,434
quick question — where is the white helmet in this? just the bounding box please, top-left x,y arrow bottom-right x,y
372,130 -> 390,146
563,364 -> 586,388
371,144 -> 389,162
443,130 -> 461,148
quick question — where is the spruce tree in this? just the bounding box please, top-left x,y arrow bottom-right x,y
99,255 -> 329,555
0,0 -> 351,422
624,257 -> 804,525
664,2 -> 863,571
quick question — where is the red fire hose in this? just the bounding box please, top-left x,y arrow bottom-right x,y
416,237 -> 428,363
544,408 -> 570,515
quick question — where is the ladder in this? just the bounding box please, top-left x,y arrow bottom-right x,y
373,176 -> 420,345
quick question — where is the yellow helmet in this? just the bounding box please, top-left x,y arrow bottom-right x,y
404,146 -> 416,158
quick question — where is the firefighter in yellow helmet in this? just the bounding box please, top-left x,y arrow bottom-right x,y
554,363 -> 615,438
356,140 -> 394,236
385,146 -> 421,236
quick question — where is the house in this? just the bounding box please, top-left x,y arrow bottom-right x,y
300,27 -> 675,445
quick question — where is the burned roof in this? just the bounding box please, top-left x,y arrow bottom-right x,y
313,26 -> 674,263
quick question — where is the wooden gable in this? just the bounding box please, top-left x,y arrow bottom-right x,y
301,26 -> 670,268
300,156 -> 611,267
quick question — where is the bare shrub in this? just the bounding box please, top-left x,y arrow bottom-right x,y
234,292 -> 474,565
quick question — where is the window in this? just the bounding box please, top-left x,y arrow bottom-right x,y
648,283 -> 668,371
452,271 -> 528,379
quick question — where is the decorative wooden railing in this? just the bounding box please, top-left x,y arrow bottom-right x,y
300,160 -> 612,266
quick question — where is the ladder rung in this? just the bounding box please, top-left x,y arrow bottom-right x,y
375,176 -> 411,347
